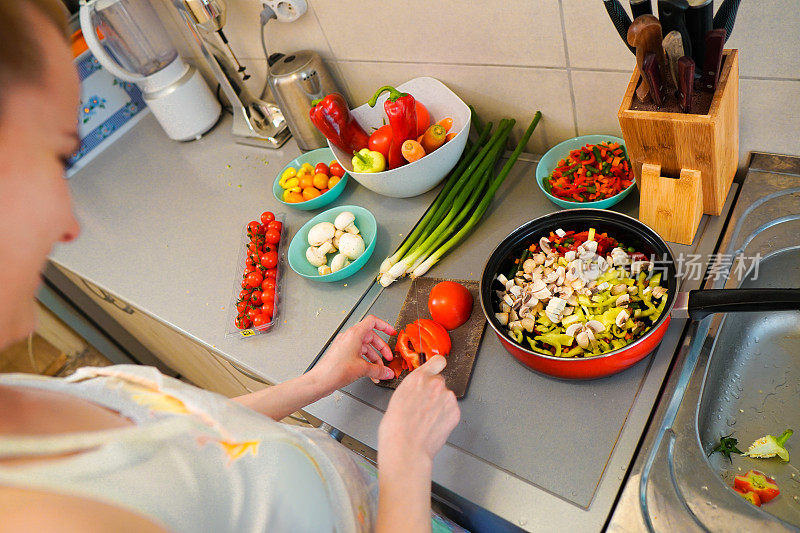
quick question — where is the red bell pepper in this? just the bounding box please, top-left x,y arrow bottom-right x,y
393,318 -> 451,373
734,487 -> 761,506
368,85 -> 417,170
309,93 -> 369,154
734,470 -> 780,504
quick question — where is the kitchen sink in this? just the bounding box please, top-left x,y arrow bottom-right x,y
609,154 -> 800,531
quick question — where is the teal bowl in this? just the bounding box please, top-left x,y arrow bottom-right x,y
273,147 -> 349,211
288,205 -> 377,282
535,135 -> 636,210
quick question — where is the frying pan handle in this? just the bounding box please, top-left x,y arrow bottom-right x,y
688,289 -> 800,321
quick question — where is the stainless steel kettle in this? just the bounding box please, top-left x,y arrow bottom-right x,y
267,51 -> 344,151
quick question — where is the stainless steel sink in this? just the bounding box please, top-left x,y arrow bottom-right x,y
609,154 -> 800,531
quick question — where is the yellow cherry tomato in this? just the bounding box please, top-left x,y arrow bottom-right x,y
301,162 -> 314,173
282,177 -> 299,190
286,191 -> 304,203
312,173 -> 329,190
298,174 -> 314,189
302,187 -> 321,200
279,166 -> 297,188
328,175 -> 341,188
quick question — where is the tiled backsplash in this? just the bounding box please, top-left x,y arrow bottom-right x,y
159,0 -> 800,168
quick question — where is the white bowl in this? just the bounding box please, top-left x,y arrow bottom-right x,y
328,77 -> 470,198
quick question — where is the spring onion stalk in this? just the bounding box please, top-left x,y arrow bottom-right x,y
469,104 -> 485,137
377,122 -> 493,278
381,121 -> 513,286
411,111 -> 542,278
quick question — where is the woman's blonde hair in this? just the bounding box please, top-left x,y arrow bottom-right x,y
0,0 -> 68,107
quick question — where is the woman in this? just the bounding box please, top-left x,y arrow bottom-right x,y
0,1 -> 461,531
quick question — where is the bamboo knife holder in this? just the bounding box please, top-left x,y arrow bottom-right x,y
618,49 -> 739,241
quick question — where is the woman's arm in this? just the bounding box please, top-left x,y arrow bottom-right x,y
233,316 -> 396,420
376,355 -> 461,533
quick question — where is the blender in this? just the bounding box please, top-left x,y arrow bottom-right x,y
79,0 -> 221,141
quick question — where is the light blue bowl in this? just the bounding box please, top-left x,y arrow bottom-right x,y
273,147 -> 349,211
288,205 -> 377,282
535,135 -> 636,210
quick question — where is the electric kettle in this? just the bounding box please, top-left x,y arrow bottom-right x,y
79,0 -> 221,141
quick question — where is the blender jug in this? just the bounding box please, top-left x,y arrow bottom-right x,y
80,0 -> 221,141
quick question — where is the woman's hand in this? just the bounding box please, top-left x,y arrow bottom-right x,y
377,355 -> 460,464
307,315 -> 396,395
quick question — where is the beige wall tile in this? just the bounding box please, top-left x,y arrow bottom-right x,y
313,1 -> 566,68
562,0 -> 636,71
739,79 -> 800,166
334,61 -> 575,154
572,70 -> 631,136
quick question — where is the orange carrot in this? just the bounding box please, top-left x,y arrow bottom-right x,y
445,132 -> 457,142
436,117 -> 454,132
420,124 -> 447,153
401,139 -> 426,163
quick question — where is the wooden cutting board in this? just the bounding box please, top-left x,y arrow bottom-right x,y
376,277 -> 486,398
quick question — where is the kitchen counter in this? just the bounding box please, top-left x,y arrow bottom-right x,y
51,113 -> 736,531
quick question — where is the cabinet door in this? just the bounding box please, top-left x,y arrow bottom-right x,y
54,264 -> 249,397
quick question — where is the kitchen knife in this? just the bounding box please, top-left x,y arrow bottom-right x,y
677,56 -> 695,112
686,0 -> 713,70
657,0 -> 692,60
662,30 -> 685,88
630,0 -> 653,18
627,15 -> 666,102
603,0 -> 636,54
713,0 -> 741,42
700,28 -> 726,91
642,52 -> 665,106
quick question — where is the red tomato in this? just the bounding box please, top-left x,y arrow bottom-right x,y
234,315 -> 252,329
245,270 -> 263,288
427,281 -> 473,330
261,250 -> 278,269
329,160 -> 345,178
261,288 -> 275,305
246,306 -> 262,321
247,221 -> 265,236
260,211 -> 275,225
236,300 -> 248,314
264,268 -> 277,279
248,251 -> 261,266
247,241 -> 261,255
249,290 -> 263,305
261,299 -> 274,318
261,278 -> 276,292
239,289 -> 253,301
267,220 -> 283,233
314,162 -> 329,175
240,277 -> 250,290
252,314 -> 270,328
368,124 -> 393,158
264,229 -> 281,245
244,263 -> 256,275
415,101 -> 430,137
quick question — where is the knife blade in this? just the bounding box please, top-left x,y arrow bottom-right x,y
662,30 -> 685,88
627,14 -> 666,102
603,0 -> 636,54
712,0 -> 741,42
686,0 -> 713,71
657,0 -> 692,60
700,28 -> 726,91
677,56 -> 695,112
630,0 -> 653,18
642,52 -> 665,106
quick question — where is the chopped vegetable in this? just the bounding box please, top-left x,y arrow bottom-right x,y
544,141 -> 634,202
734,470 -> 780,504
708,433 -> 743,462
394,318 -> 451,373
734,486 -> 761,506
352,148 -> 386,173
743,428 -> 793,462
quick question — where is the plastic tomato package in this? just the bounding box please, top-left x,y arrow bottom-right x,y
225,211 -> 286,338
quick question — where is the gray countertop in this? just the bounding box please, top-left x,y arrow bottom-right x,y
52,112 -> 736,531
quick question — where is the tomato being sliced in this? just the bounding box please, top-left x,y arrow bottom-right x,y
428,281 -> 473,330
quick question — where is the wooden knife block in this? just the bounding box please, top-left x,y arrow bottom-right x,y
618,49 -> 739,217
639,163 -> 703,245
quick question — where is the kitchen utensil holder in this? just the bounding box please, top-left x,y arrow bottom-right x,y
618,49 -> 739,217
639,163 -> 703,245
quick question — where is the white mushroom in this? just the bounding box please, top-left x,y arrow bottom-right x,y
611,283 -> 627,295
539,237 -> 551,254
338,233 -> 365,260
306,246 -> 328,267
330,253 -> 350,272
533,253 -> 547,266
615,294 -> 631,308
495,312 -> 509,326
497,273 -> 509,285
521,318 -> 536,333
615,309 -> 630,328
333,211 -> 359,234
628,285 -> 638,295
318,265 -> 332,275
630,260 -> 652,276
307,222 -> 335,247
332,229 -> 344,249
585,320 -> 605,333
652,285 -> 667,299
522,258 -> 536,274
565,323 -> 583,338
564,250 -> 576,262
503,294 -> 515,307
576,330 -> 592,349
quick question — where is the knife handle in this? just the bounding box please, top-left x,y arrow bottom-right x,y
700,28 -> 726,91
630,0 -> 653,18
712,0 -> 741,42
642,52 -> 664,106
686,0 -> 713,71
677,56 -> 695,112
657,0 -> 692,59
604,0 -> 636,54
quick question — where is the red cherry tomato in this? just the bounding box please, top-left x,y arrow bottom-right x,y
264,229 -> 281,245
261,250 -> 278,269
246,306 -> 262,321
247,221 -> 265,236
239,289 -> 253,301
267,220 -> 283,233
244,263 -> 256,275
236,300 -> 248,314
252,313 -> 270,328
261,278 -> 276,292
241,278 -> 250,290
264,268 -> 277,279
249,290 -> 263,305
235,315 -> 252,329
368,124 -> 392,159
248,251 -> 261,266
415,101 -> 430,137
427,281 -> 473,330
314,162 -> 329,175
261,288 -> 275,305
260,211 -> 275,225
329,160 -> 345,178
245,270 -> 263,288
261,300 -> 274,319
